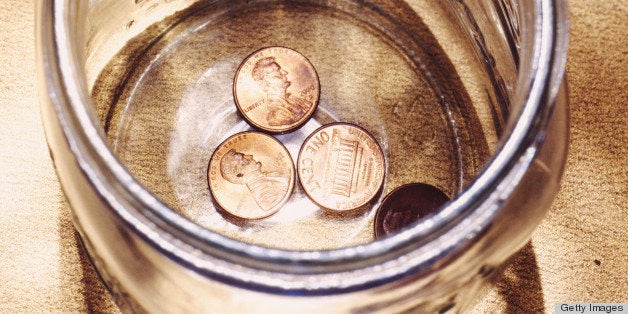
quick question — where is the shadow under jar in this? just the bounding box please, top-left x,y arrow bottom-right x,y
37,0 -> 568,312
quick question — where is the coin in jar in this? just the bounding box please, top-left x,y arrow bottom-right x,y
208,131 -> 295,219
233,46 -> 320,133
297,122 -> 385,211
374,183 -> 450,238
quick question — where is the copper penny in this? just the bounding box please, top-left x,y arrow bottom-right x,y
374,183 -> 450,238
233,46 -> 320,133
208,131 -> 295,219
297,123 -> 385,211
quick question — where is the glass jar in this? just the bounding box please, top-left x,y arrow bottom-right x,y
36,0 -> 568,312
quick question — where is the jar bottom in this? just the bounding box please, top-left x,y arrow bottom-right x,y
92,0 -> 492,250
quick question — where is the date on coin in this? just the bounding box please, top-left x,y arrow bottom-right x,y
233,46 -> 320,133
297,123 -> 385,211
374,183 -> 450,238
208,132 -> 295,219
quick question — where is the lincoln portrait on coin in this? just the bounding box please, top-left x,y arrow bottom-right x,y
251,57 -> 311,126
220,149 -> 290,211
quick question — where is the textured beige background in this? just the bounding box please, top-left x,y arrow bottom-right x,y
0,1 -> 625,313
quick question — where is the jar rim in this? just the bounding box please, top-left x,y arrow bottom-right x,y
40,0 -> 568,293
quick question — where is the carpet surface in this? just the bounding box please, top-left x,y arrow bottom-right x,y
0,1 -> 625,313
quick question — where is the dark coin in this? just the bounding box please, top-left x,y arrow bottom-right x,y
374,183 -> 449,238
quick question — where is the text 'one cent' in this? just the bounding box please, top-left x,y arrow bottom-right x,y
297,123 -> 385,211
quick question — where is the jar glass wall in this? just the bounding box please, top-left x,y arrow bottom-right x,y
37,0 -> 568,312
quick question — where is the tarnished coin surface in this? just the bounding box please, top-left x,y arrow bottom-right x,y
233,46 -> 320,133
208,131 -> 295,219
298,123 -> 385,211
374,183 -> 450,238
